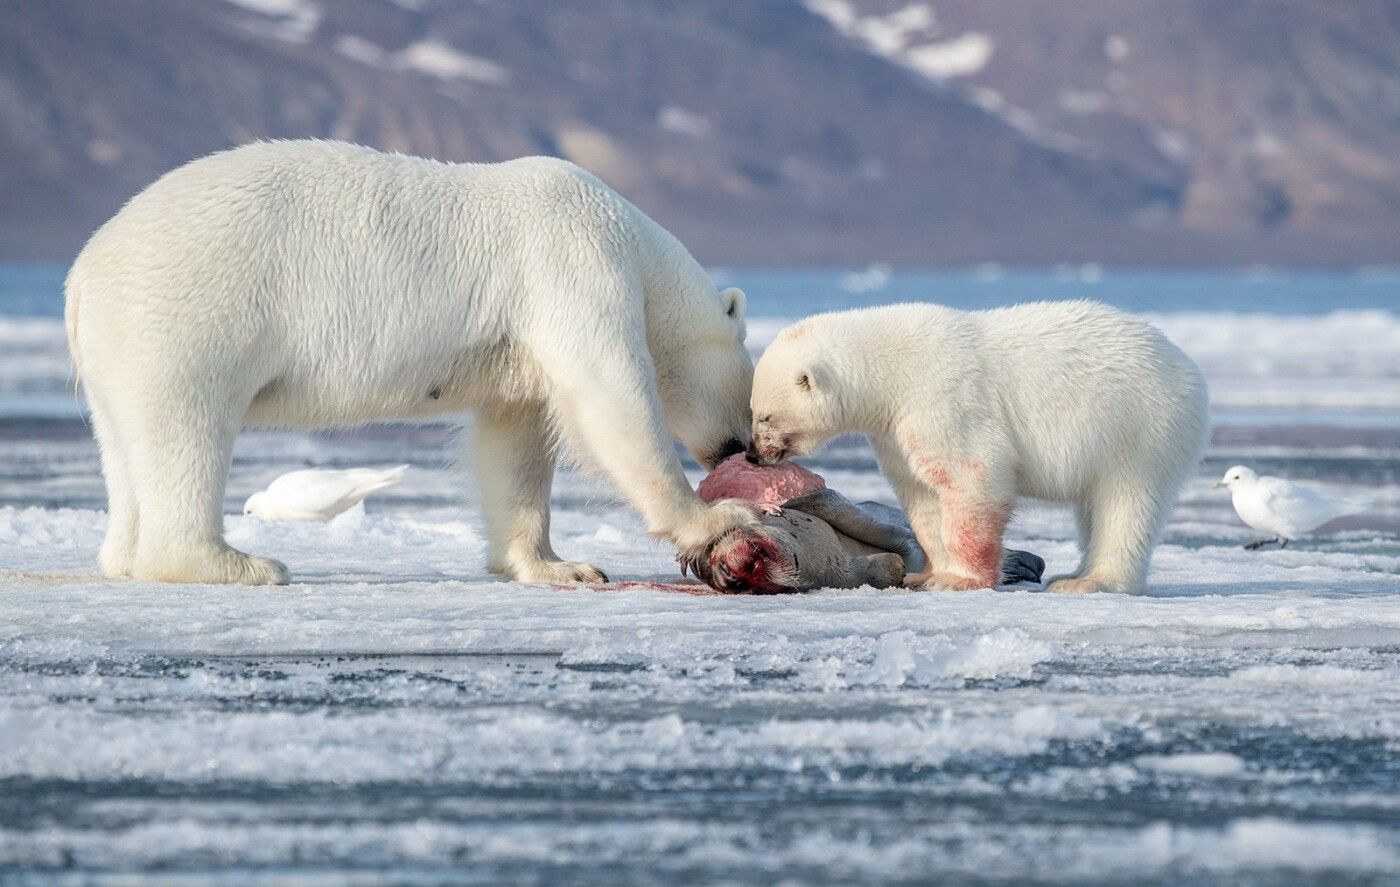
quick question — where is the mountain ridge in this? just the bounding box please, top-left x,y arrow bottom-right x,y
0,0 -> 1395,266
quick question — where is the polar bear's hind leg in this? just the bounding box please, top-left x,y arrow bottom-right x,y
90,401 -> 139,578
126,392 -> 288,585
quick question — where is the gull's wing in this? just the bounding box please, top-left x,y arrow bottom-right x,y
264,466 -> 408,516
1256,476 -> 1356,529
337,465 -> 410,497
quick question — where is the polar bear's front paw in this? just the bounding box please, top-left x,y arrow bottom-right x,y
904,569 -> 993,592
507,559 -> 609,585
671,499 -> 760,560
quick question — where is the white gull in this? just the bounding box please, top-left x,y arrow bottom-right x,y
243,465 -> 408,522
1215,465 -> 1369,549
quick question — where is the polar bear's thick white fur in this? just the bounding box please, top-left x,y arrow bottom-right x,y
66,140 -> 757,585
749,301 -> 1208,595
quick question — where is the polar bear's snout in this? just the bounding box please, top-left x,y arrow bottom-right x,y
746,428 -> 789,466
748,412 -> 802,466
657,283 -> 754,473
750,333 -> 840,466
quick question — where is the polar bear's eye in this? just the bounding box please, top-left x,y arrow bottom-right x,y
797,373 -> 811,391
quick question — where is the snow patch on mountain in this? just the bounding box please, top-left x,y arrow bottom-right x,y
394,40 -> 509,84
658,106 -> 711,137
803,1 -> 992,80
903,32 -> 994,79
221,0 -> 321,43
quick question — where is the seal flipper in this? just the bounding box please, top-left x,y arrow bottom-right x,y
850,552 -> 905,589
784,490 -> 921,557
999,549 -> 1045,585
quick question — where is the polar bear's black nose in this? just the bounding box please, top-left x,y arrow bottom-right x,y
714,437 -> 746,464
744,441 -> 763,464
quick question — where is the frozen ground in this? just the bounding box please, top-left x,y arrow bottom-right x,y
2,272 -> 1399,883
3,418 -> 1397,883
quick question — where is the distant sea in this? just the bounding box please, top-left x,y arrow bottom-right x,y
3,265 -> 1398,317
4,264 -> 1397,424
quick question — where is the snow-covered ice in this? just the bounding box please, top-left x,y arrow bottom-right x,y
2,270 -> 1397,882
3,416 -> 1397,882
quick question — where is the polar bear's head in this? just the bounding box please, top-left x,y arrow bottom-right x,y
747,320 -> 844,466
656,286 -> 754,469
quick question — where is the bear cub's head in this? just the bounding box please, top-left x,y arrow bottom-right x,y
747,320 -> 843,466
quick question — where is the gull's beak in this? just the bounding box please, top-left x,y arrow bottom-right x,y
1210,482 -> 1222,490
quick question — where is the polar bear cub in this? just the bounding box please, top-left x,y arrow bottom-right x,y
749,301 -> 1208,594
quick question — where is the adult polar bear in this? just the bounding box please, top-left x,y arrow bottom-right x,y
66,140 -> 757,585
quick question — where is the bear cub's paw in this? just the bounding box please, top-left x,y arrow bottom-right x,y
904,569 -> 994,592
98,546 -> 135,579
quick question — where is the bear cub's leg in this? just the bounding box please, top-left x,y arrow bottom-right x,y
906,495 -> 1013,591
1049,476 -> 1172,596
888,441 -> 1013,591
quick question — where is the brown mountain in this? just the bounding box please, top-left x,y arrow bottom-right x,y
0,0 -> 1395,266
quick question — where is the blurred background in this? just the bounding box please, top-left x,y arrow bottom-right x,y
2,0 -> 1398,267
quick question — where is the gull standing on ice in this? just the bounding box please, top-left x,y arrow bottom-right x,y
1214,465 -> 1369,550
243,465 -> 409,522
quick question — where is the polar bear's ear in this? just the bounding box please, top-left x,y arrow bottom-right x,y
796,363 -> 826,392
721,286 -> 747,322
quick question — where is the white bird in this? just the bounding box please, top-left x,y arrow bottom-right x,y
1214,465 -> 1369,550
243,465 -> 409,522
